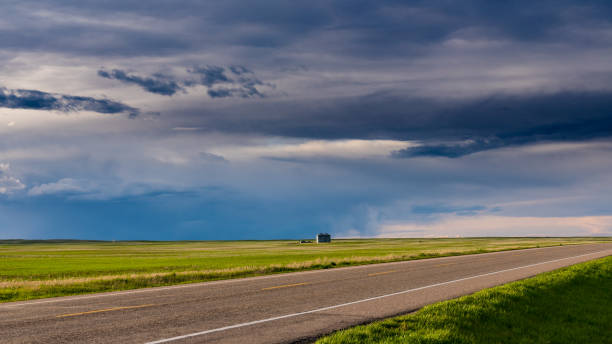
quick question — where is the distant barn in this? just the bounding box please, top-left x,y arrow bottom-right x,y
316,233 -> 331,243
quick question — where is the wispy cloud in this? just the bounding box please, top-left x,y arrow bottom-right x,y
379,215 -> 612,238
98,65 -> 273,98
0,87 -> 140,117
189,65 -> 270,98
0,163 -> 25,194
28,178 -> 90,196
187,65 -> 232,87
98,69 -> 184,96
212,139 -> 411,161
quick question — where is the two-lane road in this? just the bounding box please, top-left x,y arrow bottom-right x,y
2,243 -> 611,343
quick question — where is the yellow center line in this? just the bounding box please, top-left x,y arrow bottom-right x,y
261,282 -> 310,291
56,304 -> 155,318
434,263 -> 456,267
367,270 -> 397,277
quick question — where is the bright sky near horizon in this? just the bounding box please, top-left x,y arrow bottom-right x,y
1,1 -> 612,239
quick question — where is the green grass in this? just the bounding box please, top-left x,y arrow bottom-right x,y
317,255 -> 612,344
0,237 -> 610,303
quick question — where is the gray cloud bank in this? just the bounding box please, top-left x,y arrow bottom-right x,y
3,0 -> 612,239
5,1 -> 612,59
167,91 -> 612,157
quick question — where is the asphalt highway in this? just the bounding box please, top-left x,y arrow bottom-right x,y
1,243 -> 611,344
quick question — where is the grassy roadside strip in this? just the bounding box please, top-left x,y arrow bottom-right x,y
1,247 -> 539,302
317,255 -> 612,344
2,239 -> 610,303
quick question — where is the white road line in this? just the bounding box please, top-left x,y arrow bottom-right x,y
0,244 -> 604,309
145,250 -> 611,344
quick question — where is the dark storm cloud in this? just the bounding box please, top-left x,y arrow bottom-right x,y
0,1 -> 329,57
172,91 -> 612,156
98,69 -> 184,96
393,141 -> 494,159
392,137 -> 522,158
392,92 -> 612,158
5,1 -> 612,59
4,1 -> 612,141
0,11 -> 190,57
0,87 -> 139,117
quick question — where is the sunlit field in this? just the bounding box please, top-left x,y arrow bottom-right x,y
1,237 -> 610,302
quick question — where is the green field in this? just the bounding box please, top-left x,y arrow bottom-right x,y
1,237 -> 610,303
317,255 -> 612,344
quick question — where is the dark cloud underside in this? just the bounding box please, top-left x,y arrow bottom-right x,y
4,0 -> 612,60
171,91 -> 612,156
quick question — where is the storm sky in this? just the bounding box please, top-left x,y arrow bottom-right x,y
1,0 -> 612,239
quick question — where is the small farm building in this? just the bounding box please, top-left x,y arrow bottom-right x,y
316,233 -> 331,243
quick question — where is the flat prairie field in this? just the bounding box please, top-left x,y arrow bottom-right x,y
1,237 -> 610,302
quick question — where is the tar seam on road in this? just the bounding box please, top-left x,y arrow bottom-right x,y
0,245 -> 587,309
56,304 -> 155,318
144,249 -> 609,344
261,282 -> 310,291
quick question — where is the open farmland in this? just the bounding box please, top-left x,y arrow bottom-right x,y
1,237 -> 611,302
